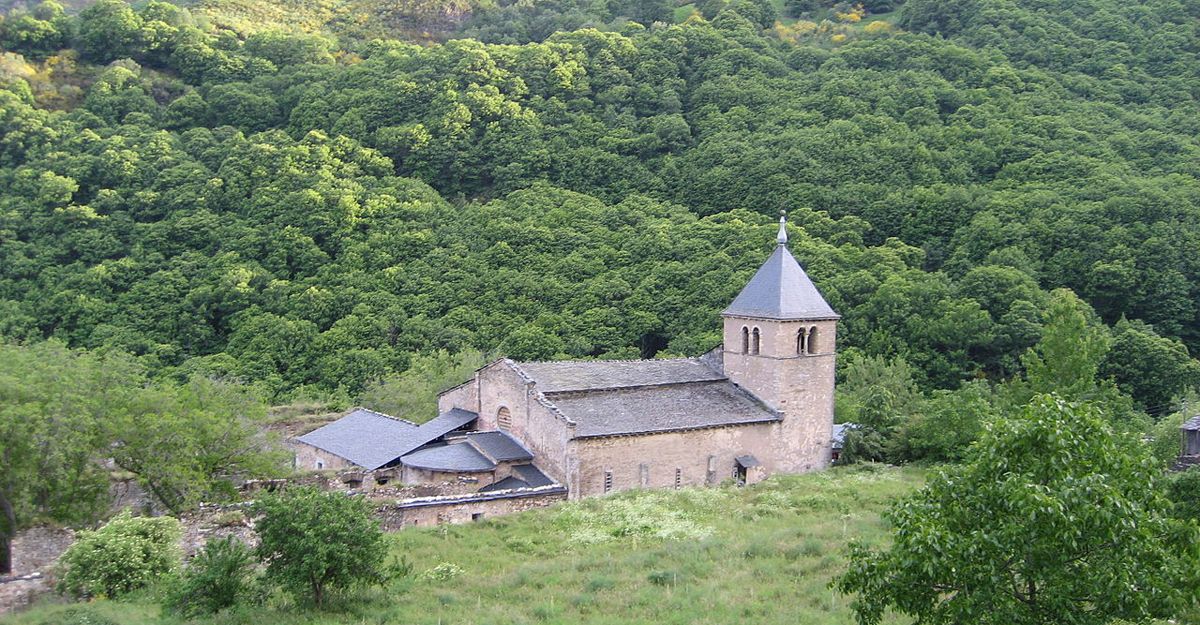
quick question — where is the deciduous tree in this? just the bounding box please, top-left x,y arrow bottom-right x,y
837,395 -> 1200,625
253,487 -> 388,606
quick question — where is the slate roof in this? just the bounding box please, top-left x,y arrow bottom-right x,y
514,359 -> 724,393
297,407 -> 478,471
735,454 -> 761,468
478,465 -> 554,492
832,423 -> 857,448
1182,416 -> 1200,431
467,431 -> 534,462
296,408 -> 419,470
479,476 -> 527,492
513,464 -> 554,487
420,408 -> 479,438
401,443 -> 495,472
546,379 -> 779,438
723,244 -> 839,320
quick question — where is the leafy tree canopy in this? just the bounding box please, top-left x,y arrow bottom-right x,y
837,395 -> 1200,625
252,486 -> 389,606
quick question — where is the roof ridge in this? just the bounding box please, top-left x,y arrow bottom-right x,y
543,378 -> 730,396
505,360 -> 578,427
515,356 -> 705,365
353,406 -> 418,426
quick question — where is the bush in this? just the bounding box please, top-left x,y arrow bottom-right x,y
836,426 -> 886,464
837,395 -> 1200,625
1166,466 -> 1200,522
252,487 -> 388,606
57,510 -> 182,599
166,536 -> 257,617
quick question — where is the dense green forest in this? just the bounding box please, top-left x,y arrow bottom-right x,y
1,0 -> 1199,418
4,0 -> 1200,619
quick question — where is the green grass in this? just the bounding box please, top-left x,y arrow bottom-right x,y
4,465 -> 923,625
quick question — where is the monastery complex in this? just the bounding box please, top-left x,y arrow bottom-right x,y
294,215 -> 840,518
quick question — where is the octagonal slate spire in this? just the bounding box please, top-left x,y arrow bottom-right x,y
722,213 -> 840,321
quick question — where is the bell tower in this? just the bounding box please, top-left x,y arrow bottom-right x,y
721,212 -> 839,472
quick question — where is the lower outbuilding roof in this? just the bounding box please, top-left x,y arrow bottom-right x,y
478,465 -> 554,492
402,443 -> 495,472
297,407 -> 479,471
467,430 -> 534,462
296,408 -> 418,470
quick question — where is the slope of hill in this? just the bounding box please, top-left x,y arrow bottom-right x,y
1,0 -> 1198,413
2,465 -> 923,625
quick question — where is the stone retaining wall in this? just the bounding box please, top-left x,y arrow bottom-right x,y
376,485 -> 568,530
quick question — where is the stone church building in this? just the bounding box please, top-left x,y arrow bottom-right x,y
295,215 -> 839,501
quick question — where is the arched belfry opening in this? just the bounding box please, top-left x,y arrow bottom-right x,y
807,326 -> 818,354
751,328 -> 761,355
741,326 -> 750,354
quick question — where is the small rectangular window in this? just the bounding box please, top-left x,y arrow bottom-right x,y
674,468 -> 682,489
472,512 -> 485,522
603,470 -> 613,493
316,460 -> 324,470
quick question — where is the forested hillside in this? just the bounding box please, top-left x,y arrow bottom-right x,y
1,0 -> 1199,415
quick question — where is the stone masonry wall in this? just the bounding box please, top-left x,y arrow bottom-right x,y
569,422 -> 778,498
473,362 -> 573,484
376,486 -> 568,529
438,378 -> 479,416
721,317 -> 836,474
291,440 -> 357,472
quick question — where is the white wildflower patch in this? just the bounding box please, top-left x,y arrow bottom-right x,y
421,562 -> 465,581
553,490 -> 718,544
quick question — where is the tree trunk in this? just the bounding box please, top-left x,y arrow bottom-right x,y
0,492 -> 15,575
312,579 -> 324,607
0,535 -> 10,576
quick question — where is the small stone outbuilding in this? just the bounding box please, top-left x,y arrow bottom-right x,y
1178,415 -> 1200,469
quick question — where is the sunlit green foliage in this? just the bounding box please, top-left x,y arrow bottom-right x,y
57,511 -> 183,599
7,466 -> 927,625
357,348 -> 489,422
838,395 -> 1200,625
165,536 -> 258,617
2,0 -> 1197,414
0,341 -> 278,574
253,487 -> 389,606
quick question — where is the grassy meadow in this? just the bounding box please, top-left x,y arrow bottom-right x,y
5,465 -> 923,625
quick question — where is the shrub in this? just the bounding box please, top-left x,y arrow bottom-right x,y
837,396 -> 1200,625
1166,466 -> 1200,522
836,426 -> 886,464
166,536 -> 257,617
57,510 -> 182,599
252,487 -> 388,606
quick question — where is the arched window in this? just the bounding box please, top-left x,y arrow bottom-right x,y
797,328 -> 807,355
751,328 -> 761,355
497,406 -> 512,431
741,326 -> 750,354
808,326 -> 818,354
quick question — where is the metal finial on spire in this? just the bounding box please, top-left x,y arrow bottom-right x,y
777,210 -> 788,246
